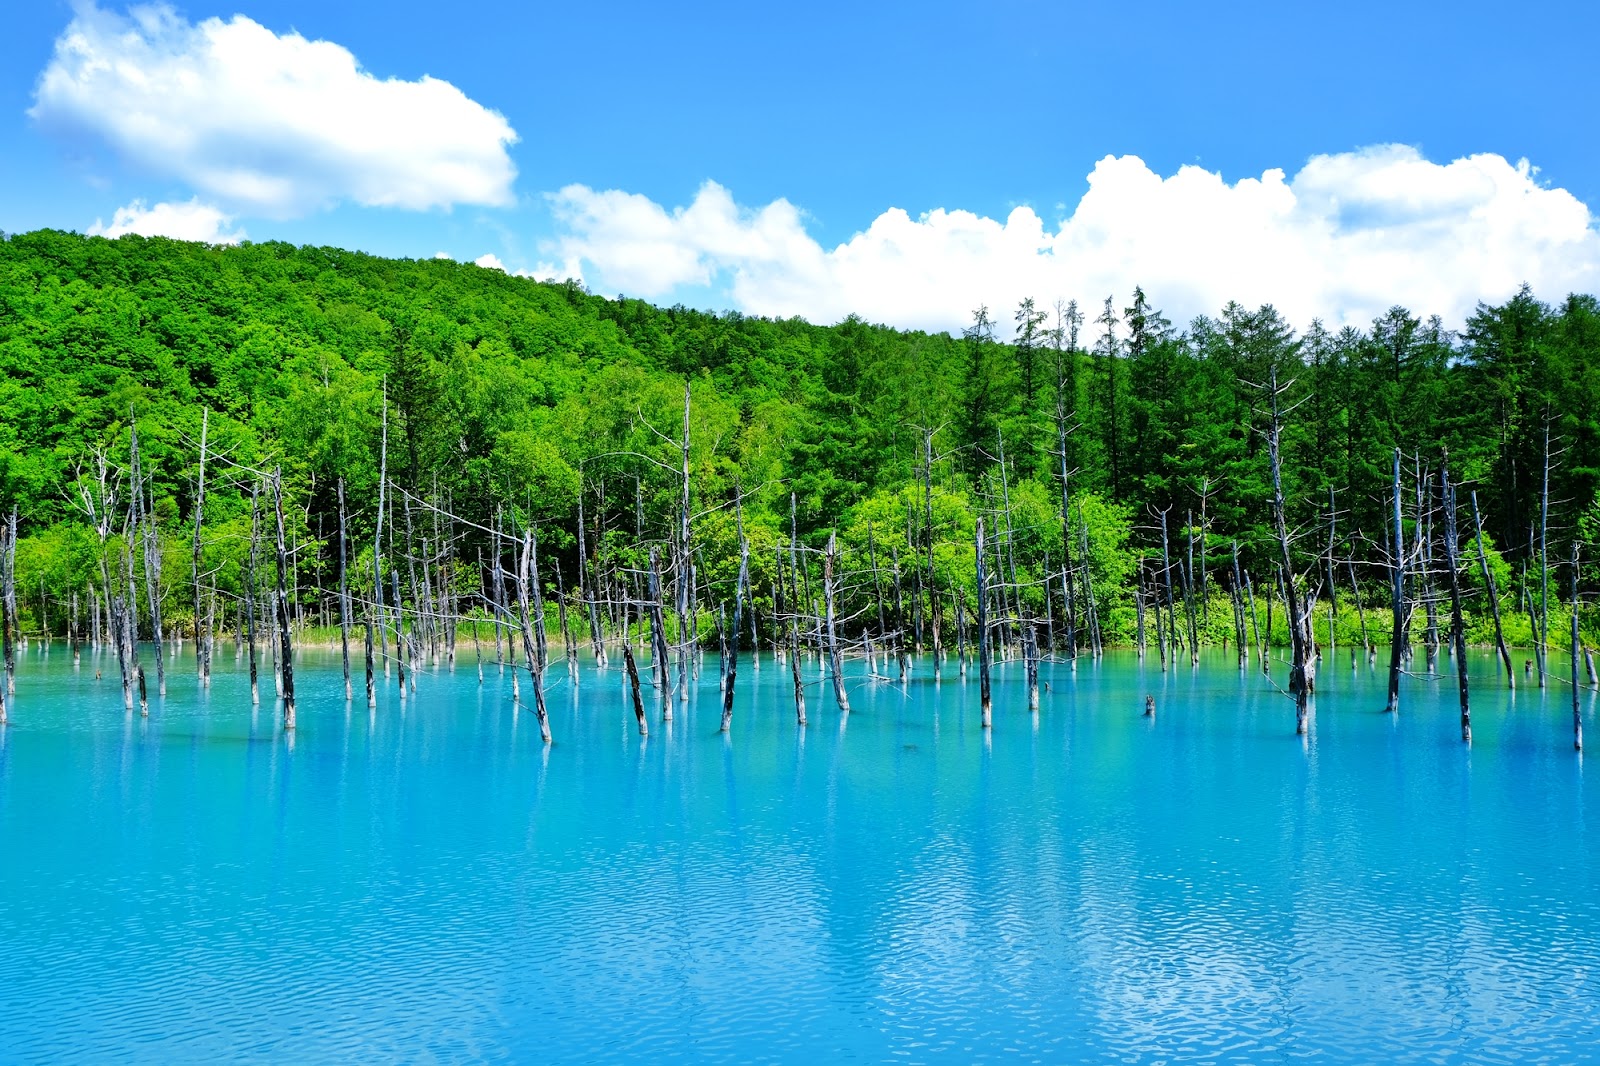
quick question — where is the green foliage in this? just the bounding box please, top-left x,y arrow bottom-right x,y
2,230 -> 1599,649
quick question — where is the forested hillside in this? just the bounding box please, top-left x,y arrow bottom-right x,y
0,227 -> 1597,655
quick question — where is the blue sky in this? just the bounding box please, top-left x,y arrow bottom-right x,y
3,0 -> 1598,333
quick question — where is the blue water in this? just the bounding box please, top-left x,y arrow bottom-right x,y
1,643 -> 1597,1063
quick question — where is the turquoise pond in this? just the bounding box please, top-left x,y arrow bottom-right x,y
1,642 -> 1597,1063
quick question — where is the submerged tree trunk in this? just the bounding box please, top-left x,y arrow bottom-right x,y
779,547 -> 805,725
374,382 -> 390,672
722,502 -> 750,733
647,547 -> 672,716
192,408 -> 210,686
1263,368 -> 1310,734
622,640 -> 648,735
271,470 -> 296,731
337,478 -> 352,700
823,532 -> 849,714
246,483 -> 261,705
1441,456 -> 1470,742
1572,542 -> 1583,752
976,517 -> 992,729
515,531 -> 552,744
1386,448 -> 1406,714
1539,420 -> 1552,688
1466,491 -> 1514,687
142,484 -> 166,697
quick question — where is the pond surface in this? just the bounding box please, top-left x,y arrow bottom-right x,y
0,643 -> 1596,1063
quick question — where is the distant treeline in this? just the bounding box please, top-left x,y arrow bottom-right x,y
0,228 -> 1597,652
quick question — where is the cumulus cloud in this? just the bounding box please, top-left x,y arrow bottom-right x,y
547,146 -> 1600,333
87,198 -> 244,243
33,3 -> 518,218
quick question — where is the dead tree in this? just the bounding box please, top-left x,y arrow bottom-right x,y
778,547 -> 805,725
890,545 -> 909,682
1538,418 -> 1554,688
1573,542 -> 1583,752
337,478 -> 352,699
141,480 -> 166,696
721,500 -> 750,733
192,408 -> 210,684
676,380 -> 693,704
1386,448 -> 1406,714
1441,455 -> 1470,742
622,640 -> 647,735
823,532 -> 849,714
976,518 -> 993,728
1078,505 -> 1102,658
577,481 -> 607,667
1470,491 -> 1514,686
373,381 -> 390,672
514,530 -> 552,744
647,547 -> 672,715
245,483 -> 261,705
271,470 -> 296,730
1259,368 -> 1310,734
0,509 -> 15,701
1230,542 -> 1248,668
1347,558 -> 1372,658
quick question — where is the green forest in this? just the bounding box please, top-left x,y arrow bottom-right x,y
1,226 -> 1598,665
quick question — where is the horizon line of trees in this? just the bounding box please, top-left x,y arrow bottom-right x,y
1,230 -> 1599,729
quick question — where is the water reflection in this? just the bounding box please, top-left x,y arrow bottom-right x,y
0,643 -> 1597,1062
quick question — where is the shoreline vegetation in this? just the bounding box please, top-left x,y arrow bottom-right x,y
1,229 -> 1598,739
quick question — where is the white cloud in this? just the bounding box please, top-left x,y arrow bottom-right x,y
87,198 -> 244,243
547,146 -> 1600,333
33,3 -> 518,218
474,252 -> 506,271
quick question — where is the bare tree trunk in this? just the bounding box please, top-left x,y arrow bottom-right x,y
824,532 -> 849,714
1326,487 -> 1339,658
142,483 -> 165,697
365,620 -> 375,707
956,587 -> 968,677
1184,513 -> 1200,665
677,380 -> 692,705
577,483 -> 607,666
1245,570 -> 1263,671
622,640 -> 647,735
374,381 -> 390,671
1263,368 -> 1309,734
1231,542 -> 1247,668
1572,542 -> 1583,752
1441,455 -> 1470,742
1469,490 -> 1514,686
1,510 -> 16,698
515,531 -> 552,744
976,518 -> 992,728
1386,448 -> 1406,714
1135,564 -> 1147,658
923,427 -> 942,675
246,483 -> 260,705
778,548 -> 805,725
392,569 -> 408,698
891,545 -> 909,683
554,562 -> 577,680
271,470 -> 296,731
1079,507 -> 1101,658
1539,420 -> 1553,688
336,478 -> 352,699
722,503 -> 749,732
648,547 -> 672,715
1347,558 -> 1371,658
191,408 -> 209,685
